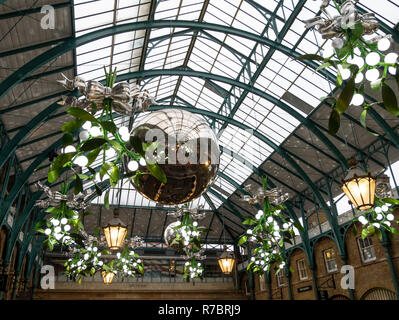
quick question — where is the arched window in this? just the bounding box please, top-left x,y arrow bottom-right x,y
361,288 -> 397,300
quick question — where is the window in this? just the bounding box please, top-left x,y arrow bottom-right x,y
297,259 -> 308,280
324,248 -> 338,273
276,269 -> 285,287
259,274 -> 266,291
358,237 -> 376,263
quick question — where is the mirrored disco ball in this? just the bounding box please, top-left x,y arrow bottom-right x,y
125,109 -> 220,205
164,221 -> 182,251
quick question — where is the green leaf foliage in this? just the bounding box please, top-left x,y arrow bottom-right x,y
110,165 -> 120,187
62,133 -> 73,147
296,54 -> 324,61
130,135 -> 144,156
80,138 -> 107,152
382,82 -> 399,116
67,107 -> 98,123
61,119 -> 84,133
87,147 -> 101,166
74,174 -> 83,195
360,109 -> 368,128
328,108 -> 341,136
100,121 -> 117,133
336,77 -> 355,114
104,189 -> 110,210
146,162 -> 167,183
238,235 -> 248,246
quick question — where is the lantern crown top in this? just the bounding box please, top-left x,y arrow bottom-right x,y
103,216 -> 127,228
343,166 -> 374,182
219,247 -> 235,259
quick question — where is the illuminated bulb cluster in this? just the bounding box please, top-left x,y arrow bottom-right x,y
250,248 -> 285,272
43,217 -> 75,246
184,260 -> 204,279
114,250 -> 144,279
357,202 -> 396,230
65,242 -> 104,281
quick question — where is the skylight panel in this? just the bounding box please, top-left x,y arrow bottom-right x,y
204,3 -> 236,27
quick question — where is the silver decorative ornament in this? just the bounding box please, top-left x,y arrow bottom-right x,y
164,221 -> 183,250
126,109 -> 220,205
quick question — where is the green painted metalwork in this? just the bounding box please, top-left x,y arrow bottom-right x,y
0,138 -> 66,227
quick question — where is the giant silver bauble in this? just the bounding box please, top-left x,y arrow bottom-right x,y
125,109 -> 220,205
164,221 -> 182,251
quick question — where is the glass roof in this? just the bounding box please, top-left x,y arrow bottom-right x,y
71,0 -> 399,210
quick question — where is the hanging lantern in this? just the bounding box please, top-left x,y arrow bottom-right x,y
102,271 -> 115,285
217,246 -> 235,275
342,159 -> 376,211
103,208 -> 127,250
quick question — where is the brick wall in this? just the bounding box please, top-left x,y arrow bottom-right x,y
254,209 -> 399,300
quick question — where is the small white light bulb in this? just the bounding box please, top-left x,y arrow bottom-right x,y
74,156 -> 88,167
82,121 -> 92,130
389,67 -> 397,75
139,158 -> 146,166
63,145 -> 76,153
384,52 -> 398,64
365,69 -> 380,82
121,134 -> 130,142
89,126 -> 102,137
44,229 -> 51,235
341,68 -> 351,80
61,218 -> 68,225
127,160 -> 139,171
365,52 -> 380,66
119,126 -> 129,136
355,72 -> 364,84
105,148 -> 116,158
79,130 -> 90,141
350,94 -> 364,106
64,225 -> 71,232
378,38 -> 391,52
387,214 -> 394,221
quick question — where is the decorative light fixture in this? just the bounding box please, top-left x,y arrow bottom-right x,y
103,208 -> 128,250
102,271 -> 115,285
217,206 -> 235,275
218,245 -> 235,275
342,158 -> 376,211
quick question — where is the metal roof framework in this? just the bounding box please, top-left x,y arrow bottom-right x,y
1,0 -> 399,248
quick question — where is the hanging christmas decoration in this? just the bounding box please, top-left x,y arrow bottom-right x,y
299,0 -> 399,136
238,178 -> 303,274
163,204 -> 207,281
240,184 -> 289,205
125,108 -> 220,205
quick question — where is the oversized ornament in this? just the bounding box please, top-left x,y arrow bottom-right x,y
164,221 -> 183,251
125,109 -> 220,205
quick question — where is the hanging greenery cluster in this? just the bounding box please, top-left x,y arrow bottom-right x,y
171,211 -> 207,281
34,68 -> 167,283
238,178 -> 304,275
64,241 -> 144,284
35,182 -> 89,251
353,197 -> 399,239
48,67 -> 166,208
299,0 -> 399,136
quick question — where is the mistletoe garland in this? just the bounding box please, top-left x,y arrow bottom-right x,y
170,210 -> 207,282
34,67 -> 167,283
353,197 -> 399,240
299,0 -> 399,136
48,67 -> 166,210
238,178 -> 304,275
